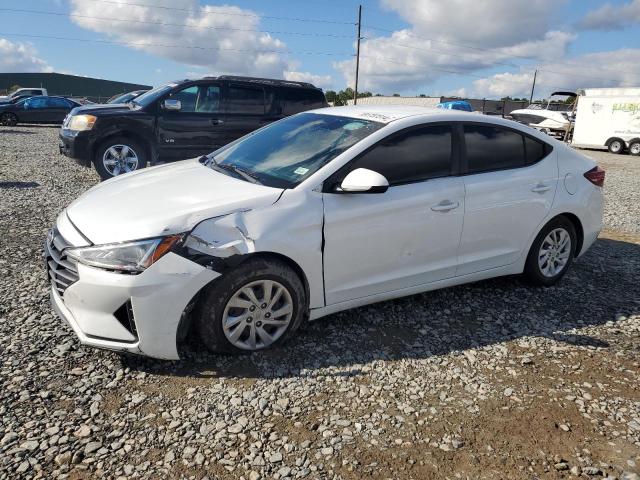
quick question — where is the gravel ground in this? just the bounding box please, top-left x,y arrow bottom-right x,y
1,126 -> 639,480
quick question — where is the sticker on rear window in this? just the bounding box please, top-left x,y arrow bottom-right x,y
294,167 -> 309,175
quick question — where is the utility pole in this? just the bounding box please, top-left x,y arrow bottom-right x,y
354,5 -> 362,105
529,69 -> 538,104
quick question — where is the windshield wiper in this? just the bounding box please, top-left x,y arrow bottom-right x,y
208,157 -> 262,185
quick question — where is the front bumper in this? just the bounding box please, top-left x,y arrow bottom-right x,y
47,231 -> 219,360
58,129 -> 95,167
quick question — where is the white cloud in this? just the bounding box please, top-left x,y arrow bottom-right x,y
69,0 -> 289,77
471,49 -> 640,98
578,0 -> 640,30
0,38 -> 53,73
334,0 -> 575,94
284,71 -> 332,89
380,0 -> 564,47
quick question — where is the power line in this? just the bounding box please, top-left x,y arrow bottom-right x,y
79,0 -> 356,25
0,33 -> 353,57
0,8 -> 353,38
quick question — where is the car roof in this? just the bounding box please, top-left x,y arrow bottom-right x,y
310,104 -> 530,128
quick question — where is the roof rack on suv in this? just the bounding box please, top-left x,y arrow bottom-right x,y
209,75 -> 318,89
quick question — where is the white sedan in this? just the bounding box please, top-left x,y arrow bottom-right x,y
46,106 -> 604,359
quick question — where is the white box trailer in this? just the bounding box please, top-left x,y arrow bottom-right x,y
572,88 -> 640,155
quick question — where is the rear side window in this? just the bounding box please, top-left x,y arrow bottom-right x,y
227,85 -> 265,115
350,125 -> 453,185
47,98 -> 72,108
464,124 -> 525,173
280,88 -> 326,115
525,136 -> 551,165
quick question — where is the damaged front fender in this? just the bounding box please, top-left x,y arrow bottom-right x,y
183,211 -> 255,258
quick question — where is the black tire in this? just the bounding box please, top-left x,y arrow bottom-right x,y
196,257 -> 307,354
628,140 -> 640,156
0,113 -> 18,126
607,138 -> 624,154
93,136 -> 147,181
523,216 -> 577,287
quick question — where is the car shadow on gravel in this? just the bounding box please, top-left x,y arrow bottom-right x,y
120,235 -> 639,380
0,129 -> 37,135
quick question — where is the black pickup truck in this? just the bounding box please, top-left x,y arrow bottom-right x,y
59,76 -> 328,180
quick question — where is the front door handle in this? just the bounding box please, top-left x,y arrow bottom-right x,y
531,183 -> 551,193
210,119 -> 224,125
431,200 -> 459,212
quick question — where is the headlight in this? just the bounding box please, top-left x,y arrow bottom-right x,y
66,235 -> 182,272
67,114 -> 97,131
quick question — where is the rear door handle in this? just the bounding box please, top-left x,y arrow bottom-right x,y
210,119 -> 224,125
531,183 -> 551,193
431,200 -> 459,212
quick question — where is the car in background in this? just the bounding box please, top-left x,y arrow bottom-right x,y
59,76 -> 328,180
0,87 -> 48,103
437,100 -> 473,112
0,96 -> 81,126
106,90 -> 150,104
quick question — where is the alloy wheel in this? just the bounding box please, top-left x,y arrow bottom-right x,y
222,279 -> 293,351
538,228 -> 571,277
102,144 -> 139,176
0,113 -> 17,126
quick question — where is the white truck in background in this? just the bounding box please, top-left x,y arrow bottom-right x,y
571,87 -> 640,155
0,87 -> 48,102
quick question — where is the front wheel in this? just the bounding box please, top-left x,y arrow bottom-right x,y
523,217 -> 577,286
196,257 -> 307,354
0,113 -> 18,126
93,137 -> 147,180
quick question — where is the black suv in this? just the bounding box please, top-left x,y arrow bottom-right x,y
59,76 -> 328,180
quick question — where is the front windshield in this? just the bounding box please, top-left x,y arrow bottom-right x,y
209,113 -> 384,188
109,92 -> 136,104
132,84 -> 174,108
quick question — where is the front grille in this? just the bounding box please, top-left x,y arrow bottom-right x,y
45,229 -> 79,296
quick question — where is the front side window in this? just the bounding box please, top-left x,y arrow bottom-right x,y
169,85 -> 221,113
348,124 -> 453,185
209,113 -> 383,188
464,124 -> 525,173
25,97 -> 47,109
227,86 -> 265,115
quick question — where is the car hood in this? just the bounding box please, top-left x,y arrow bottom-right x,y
66,159 -> 284,244
70,103 -> 132,116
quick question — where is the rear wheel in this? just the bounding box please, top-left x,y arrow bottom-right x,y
196,257 -> 307,354
523,217 -> 576,286
628,140 -> 640,156
607,138 -> 624,154
93,137 -> 147,180
0,113 -> 17,126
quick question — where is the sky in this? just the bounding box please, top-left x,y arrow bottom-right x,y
2,0 -> 640,99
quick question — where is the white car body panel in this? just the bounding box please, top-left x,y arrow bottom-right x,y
66,159 -> 284,244
323,176 -> 465,304
48,106 -> 604,359
457,151 -> 558,275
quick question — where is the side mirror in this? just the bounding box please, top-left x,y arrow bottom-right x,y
162,99 -> 181,111
338,168 -> 389,194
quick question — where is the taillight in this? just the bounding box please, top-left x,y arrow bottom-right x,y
584,166 -> 605,187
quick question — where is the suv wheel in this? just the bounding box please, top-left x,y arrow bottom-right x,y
523,217 -> 576,286
196,257 -> 307,354
94,137 -> 147,180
